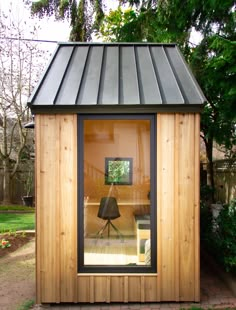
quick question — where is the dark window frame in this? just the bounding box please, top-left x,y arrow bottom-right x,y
78,114 -> 157,273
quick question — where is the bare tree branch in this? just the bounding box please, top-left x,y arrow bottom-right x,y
0,6 -> 50,203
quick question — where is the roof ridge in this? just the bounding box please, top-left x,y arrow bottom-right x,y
57,42 -> 177,47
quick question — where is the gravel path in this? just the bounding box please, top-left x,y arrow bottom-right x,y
0,239 -> 35,310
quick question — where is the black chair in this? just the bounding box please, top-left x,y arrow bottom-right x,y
96,197 -> 123,239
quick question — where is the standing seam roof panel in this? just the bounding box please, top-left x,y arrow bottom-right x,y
135,46 -> 162,105
165,47 -> 205,104
77,46 -> 104,105
56,46 -> 89,105
150,46 -> 184,104
120,46 -> 140,105
33,46 -> 74,105
98,46 -> 119,105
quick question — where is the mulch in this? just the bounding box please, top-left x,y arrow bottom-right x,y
0,233 -> 34,258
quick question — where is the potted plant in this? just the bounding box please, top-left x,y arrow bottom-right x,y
22,169 -> 34,207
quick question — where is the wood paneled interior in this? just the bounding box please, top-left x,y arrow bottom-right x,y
35,113 -> 200,304
83,119 -> 151,236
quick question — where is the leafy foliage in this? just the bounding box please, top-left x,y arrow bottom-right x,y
31,0 -> 104,41
98,7 -> 140,42
201,199 -> 236,273
191,36 -> 236,151
98,1 -> 236,193
30,0 -> 236,193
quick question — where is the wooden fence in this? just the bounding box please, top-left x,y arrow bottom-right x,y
1,160 -> 235,206
213,159 -> 236,204
0,166 -> 34,204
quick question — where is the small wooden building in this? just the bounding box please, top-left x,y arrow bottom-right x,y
28,43 -> 206,304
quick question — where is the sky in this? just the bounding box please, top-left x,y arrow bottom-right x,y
0,0 -> 200,45
0,0 -> 71,54
0,0 -> 202,49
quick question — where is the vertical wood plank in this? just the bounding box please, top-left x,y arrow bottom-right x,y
73,114 -> 78,303
128,277 -> 141,301
59,115 -> 77,302
90,276 -> 95,303
157,115 -> 162,301
194,114 -> 200,301
141,276 -> 145,302
145,277 -> 158,302
174,114 -> 180,301
94,277 -> 107,302
178,114 -> 195,301
124,276 -> 128,302
158,114 -> 176,300
55,115 -> 61,303
37,115 -> 60,303
110,277 -> 124,302
35,115 -> 41,304
77,277 -> 90,302
106,276 -> 111,303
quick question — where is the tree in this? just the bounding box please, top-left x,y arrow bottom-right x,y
29,0 -> 236,198
191,36 -> 236,189
0,7 -> 49,204
29,0 -> 104,41
98,1 -> 236,198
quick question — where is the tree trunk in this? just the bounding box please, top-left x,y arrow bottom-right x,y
205,138 -> 215,203
2,158 -> 12,204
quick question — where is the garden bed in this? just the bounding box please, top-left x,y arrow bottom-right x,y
0,232 -> 34,258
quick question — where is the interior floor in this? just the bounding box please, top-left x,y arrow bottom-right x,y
84,237 -> 142,265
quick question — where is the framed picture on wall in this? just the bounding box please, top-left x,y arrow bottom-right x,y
105,157 -> 133,185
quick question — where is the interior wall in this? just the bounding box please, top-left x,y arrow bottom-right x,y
84,119 -> 151,235
84,120 -> 150,200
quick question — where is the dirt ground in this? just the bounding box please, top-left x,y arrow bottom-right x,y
0,235 -> 236,310
0,235 -> 35,310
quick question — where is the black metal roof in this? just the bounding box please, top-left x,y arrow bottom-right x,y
28,42 -> 206,114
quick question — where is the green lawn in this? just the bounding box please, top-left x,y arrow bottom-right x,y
0,205 -> 35,212
0,213 -> 35,233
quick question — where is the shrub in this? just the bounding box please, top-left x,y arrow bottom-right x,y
201,198 -> 236,274
214,199 -> 236,273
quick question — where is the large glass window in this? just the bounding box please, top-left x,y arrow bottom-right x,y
78,115 -> 156,273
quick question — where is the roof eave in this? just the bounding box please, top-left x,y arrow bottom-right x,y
28,103 -> 205,115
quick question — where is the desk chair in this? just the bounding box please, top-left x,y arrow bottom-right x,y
96,197 -> 123,239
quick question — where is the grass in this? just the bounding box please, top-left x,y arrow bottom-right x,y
17,299 -> 35,310
0,213 -> 35,233
0,205 -> 35,212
